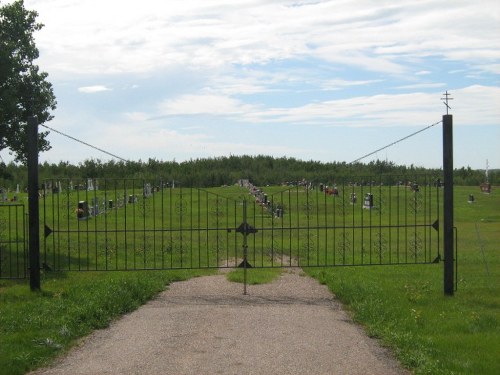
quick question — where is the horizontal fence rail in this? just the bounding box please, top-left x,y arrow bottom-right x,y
0,204 -> 27,279
41,175 -> 442,272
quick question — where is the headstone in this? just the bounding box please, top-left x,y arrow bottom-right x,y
144,183 -> 152,198
480,183 -> 491,194
91,197 -> 99,215
16,184 -> 20,194
77,201 -> 89,220
363,193 -> 374,209
87,179 -> 94,191
350,193 -> 357,204
468,194 -> 475,203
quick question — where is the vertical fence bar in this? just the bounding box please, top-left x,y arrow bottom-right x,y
443,114 -> 454,295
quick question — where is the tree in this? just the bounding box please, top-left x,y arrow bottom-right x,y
0,0 -> 56,163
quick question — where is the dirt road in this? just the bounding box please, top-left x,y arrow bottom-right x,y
32,270 -> 408,375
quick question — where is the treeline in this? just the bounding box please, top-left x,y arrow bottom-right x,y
0,155 -> 496,189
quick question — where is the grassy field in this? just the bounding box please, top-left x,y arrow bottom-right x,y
4,175 -> 442,274
0,182 -> 498,374
307,186 -> 499,374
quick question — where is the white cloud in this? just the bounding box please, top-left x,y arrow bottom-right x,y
150,85 -> 499,129
30,0 -> 500,76
9,0 -> 497,169
396,83 -> 446,90
158,94 -> 258,116
78,85 -> 112,93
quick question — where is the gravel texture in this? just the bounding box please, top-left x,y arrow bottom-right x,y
31,269 -> 409,375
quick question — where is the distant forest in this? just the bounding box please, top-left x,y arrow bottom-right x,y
0,155 -> 497,189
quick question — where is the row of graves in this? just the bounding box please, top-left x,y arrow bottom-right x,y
76,182 -> 154,220
247,183 -> 285,218
318,181 -> 423,210
0,184 -> 23,203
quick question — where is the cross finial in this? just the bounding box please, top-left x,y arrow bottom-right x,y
441,90 -> 453,115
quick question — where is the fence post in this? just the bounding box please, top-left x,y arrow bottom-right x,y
242,199 -> 248,295
443,114 -> 454,295
27,116 -> 41,291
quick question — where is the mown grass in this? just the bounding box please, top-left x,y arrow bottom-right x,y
307,186 -> 500,374
0,269 -> 212,375
226,265 -> 283,285
1,184 -> 498,374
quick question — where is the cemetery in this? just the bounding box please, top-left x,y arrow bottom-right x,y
0,173 -> 448,276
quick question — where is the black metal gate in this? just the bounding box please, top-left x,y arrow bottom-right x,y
0,204 -> 27,279
41,175 -> 441,272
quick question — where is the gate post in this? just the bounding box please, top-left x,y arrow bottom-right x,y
27,116 -> 41,291
443,114 -> 454,295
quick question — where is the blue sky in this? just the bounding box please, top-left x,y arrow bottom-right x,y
2,0 -> 499,169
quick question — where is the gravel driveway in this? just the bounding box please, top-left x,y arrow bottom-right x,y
32,269 -> 409,375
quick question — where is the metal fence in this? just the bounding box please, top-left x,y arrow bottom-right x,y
0,204 -> 27,279
40,175 -> 442,272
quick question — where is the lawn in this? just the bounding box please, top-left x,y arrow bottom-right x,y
0,183 -> 498,374
307,186 -> 499,374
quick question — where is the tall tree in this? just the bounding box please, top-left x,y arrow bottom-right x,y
0,0 -> 56,163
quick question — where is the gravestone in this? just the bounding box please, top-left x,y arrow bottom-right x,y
144,183 -> 152,198
468,194 -> 475,203
363,193 -> 374,209
480,183 -> 491,194
350,193 -> 357,204
77,201 -> 89,220
91,197 -> 99,215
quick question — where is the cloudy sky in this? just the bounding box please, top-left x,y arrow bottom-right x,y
3,0 -> 499,169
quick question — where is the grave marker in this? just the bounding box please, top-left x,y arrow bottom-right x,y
363,193 -> 374,209
77,201 -> 89,220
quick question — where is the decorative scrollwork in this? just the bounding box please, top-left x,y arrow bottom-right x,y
409,233 -> 423,259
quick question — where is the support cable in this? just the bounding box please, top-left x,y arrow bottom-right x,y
40,123 -> 129,162
349,120 -> 442,164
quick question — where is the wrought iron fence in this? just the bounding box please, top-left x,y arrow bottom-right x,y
0,204 -> 27,279
41,175 -> 442,272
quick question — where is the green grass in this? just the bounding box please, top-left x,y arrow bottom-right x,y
307,187 -> 500,374
226,265 -> 283,285
1,184 -> 498,374
0,269 -> 212,375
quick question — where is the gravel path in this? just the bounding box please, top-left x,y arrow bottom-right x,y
32,270 -> 409,375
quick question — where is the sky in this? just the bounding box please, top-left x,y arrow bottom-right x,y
2,0 -> 499,169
